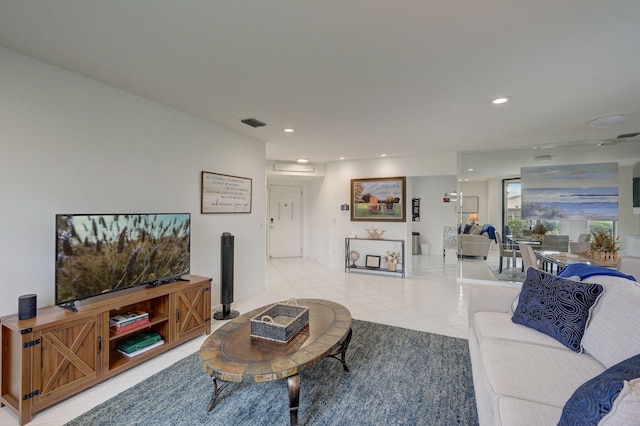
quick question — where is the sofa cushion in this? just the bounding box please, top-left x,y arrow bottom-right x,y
498,397 -> 562,426
598,377 -> 640,426
558,353 -> 640,425
474,311 -> 566,350
512,268 -> 604,352
581,275 -> 640,368
480,339 -> 604,408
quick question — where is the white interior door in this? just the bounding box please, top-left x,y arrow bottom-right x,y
268,185 -> 302,258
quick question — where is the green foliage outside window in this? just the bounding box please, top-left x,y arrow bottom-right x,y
508,219 -> 525,236
588,221 -> 613,235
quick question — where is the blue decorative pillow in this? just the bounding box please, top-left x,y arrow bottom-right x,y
558,353 -> 640,425
512,268 -> 604,352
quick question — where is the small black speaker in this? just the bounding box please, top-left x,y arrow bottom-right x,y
214,232 -> 239,320
19,294 -> 37,320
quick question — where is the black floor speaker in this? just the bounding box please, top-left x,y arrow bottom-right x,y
19,294 -> 37,320
214,232 -> 239,320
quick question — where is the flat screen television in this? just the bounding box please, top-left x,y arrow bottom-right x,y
55,213 -> 191,311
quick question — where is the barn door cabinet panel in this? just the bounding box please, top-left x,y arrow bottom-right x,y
174,285 -> 211,341
0,275 -> 211,425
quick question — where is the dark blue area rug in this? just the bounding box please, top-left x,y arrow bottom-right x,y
66,320 -> 478,425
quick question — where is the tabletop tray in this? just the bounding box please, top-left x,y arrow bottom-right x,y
250,302 -> 309,343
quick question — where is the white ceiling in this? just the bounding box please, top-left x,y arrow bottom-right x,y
1,1 -> 639,165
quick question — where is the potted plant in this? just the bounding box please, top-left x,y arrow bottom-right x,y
532,223 -> 547,240
384,250 -> 401,272
590,231 -> 622,262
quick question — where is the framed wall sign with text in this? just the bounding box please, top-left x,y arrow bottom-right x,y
201,171 -> 252,214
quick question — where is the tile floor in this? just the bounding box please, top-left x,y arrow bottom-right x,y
0,253 -> 507,426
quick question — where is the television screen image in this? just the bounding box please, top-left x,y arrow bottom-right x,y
55,213 -> 190,308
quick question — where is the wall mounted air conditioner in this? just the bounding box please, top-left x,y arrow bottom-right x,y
273,162 -> 315,172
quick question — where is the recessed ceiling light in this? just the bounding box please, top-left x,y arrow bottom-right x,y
491,96 -> 511,104
296,158 -> 309,163
283,128 -> 295,133
339,157 -> 345,160
381,154 -> 387,157
467,168 -> 474,171
589,114 -> 626,128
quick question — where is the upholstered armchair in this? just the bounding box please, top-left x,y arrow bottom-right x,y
457,234 -> 492,259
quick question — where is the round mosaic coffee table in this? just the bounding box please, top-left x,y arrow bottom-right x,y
199,298 -> 352,426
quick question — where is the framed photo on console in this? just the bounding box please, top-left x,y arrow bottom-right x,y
365,255 -> 381,268
201,171 -> 252,214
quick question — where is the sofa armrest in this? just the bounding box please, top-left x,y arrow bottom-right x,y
468,284 -> 520,329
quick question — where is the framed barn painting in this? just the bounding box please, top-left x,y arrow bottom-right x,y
350,176 -> 406,222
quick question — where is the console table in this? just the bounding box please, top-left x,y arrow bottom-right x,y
344,238 -> 405,278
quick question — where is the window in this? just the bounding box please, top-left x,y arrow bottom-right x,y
503,178 -> 522,236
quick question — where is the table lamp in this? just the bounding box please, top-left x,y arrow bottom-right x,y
468,213 -> 479,224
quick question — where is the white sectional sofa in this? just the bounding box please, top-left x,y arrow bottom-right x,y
468,269 -> 640,425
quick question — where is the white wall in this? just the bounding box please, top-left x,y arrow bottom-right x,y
0,47 -> 266,316
410,175 -> 458,256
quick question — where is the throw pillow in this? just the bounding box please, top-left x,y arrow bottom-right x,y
509,274 -> 581,315
471,226 -> 483,235
598,377 -> 640,426
558,354 -> 640,425
511,268 -> 604,352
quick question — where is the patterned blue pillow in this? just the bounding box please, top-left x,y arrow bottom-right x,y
558,353 -> 640,425
512,268 -> 604,352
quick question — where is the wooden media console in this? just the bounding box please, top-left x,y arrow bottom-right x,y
0,275 -> 212,425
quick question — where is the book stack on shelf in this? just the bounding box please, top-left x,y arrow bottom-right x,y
109,311 -> 151,334
116,330 -> 164,358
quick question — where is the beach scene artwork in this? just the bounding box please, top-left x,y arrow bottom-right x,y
521,162 -> 618,221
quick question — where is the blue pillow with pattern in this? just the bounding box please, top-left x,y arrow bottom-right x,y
558,353 -> 640,425
512,268 -> 604,352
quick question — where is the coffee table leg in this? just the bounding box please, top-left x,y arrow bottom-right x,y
206,377 -> 231,412
329,327 -> 353,372
288,374 -> 300,426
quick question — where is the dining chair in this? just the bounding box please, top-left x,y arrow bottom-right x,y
520,243 -> 541,273
569,241 -> 590,255
541,235 -> 569,252
578,233 -> 591,242
495,231 -> 521,273
618,256 -> 640,281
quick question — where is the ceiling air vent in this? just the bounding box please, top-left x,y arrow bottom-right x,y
241,118 -> 266,128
